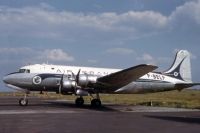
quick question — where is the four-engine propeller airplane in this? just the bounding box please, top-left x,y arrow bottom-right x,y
3,50 -> 200,107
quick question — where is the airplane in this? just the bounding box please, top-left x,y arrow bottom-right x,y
3,50 -> 200,107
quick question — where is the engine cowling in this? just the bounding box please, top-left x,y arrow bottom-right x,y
78,74 -> 97,87
76,89 -> 89,96
62,79 -> 76,90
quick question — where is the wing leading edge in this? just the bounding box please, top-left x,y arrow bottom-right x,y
97,64 -> 158,89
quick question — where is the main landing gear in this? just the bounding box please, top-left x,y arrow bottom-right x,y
75,97 -> 84,107
19,93 -> 28,106
90,93 -> 101,108
91,99 -> 101,107
75,93 -> 102,108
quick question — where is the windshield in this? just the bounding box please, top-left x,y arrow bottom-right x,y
19,69 -> 30,73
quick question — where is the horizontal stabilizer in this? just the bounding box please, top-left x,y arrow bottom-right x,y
97,64 -> 158,88
175,83 -> 200,90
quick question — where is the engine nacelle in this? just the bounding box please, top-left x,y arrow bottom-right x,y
78,74 -> 97,87
62,79 -> 76,90
76,89 -> 89,96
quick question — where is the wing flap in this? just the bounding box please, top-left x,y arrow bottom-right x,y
97,64 -> 158,88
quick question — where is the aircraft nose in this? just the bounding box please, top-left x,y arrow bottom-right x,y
3,75 -> 10,84
3,74 -> 14,84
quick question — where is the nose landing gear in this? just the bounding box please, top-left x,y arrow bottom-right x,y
19,93 -> 28,106
19,98 -> 28,106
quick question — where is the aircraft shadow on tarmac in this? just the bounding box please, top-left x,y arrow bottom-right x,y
0,100 -> 118,112
145,115 -> 200,124
44,101 -> 118,112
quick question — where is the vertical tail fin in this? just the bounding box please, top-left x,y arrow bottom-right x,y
164,50 -> 192,82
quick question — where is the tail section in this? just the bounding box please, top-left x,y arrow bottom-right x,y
164,50 -> 192,82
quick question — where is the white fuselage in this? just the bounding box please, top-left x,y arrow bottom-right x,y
3,63 -> 190,94
21,64 -> 185,84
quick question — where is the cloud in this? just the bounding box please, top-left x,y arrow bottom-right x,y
0,47 -> 36,65
0,47 -> 74,64
136,53 -> 156,64
0,0 -> 199,45
136,53 -> 172,65
0,47 -> 33,55
87,59 -> 98,64
0,1 -> 200,67
169,0 -> 200,31
106,48 -> 134,55
39,49 -> 74,62
0,4 -> 167,43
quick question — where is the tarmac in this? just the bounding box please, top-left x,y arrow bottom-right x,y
0,96 -> 200,133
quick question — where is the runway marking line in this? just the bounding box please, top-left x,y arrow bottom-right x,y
0,110 -> 78,115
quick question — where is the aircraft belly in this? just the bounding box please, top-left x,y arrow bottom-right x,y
115,82 -> 175,94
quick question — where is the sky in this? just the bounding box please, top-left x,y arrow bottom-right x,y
0,0 -> 200,91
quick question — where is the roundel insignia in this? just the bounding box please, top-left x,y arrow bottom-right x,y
33,76 -> 42,85
173,72 -> 179,77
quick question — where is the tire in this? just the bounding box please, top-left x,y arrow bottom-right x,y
19,98 -> 28,106
75,98 -> 84,107
91,99 -> 101,108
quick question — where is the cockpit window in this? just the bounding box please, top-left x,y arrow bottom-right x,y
26,69 -> 30,73
19,69 -> 30,73
19,69 -> 25,73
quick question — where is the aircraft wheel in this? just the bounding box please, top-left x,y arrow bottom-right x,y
19,98 -> 28,106
75,97 -> 84,107
91,99 -> 101,108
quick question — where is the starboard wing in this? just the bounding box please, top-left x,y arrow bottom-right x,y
97,64 -> 158,89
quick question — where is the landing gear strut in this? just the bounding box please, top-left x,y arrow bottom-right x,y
19,93 -> 28,106
75,97 -> 84,107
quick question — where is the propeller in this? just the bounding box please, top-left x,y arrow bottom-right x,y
58,73 -> 65,94
58,69 -> 83,95
72,69 -> 81,95
76,69 -> 81,84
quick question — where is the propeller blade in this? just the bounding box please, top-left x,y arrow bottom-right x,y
76,69 -> 81,84
59,73 -> 65,94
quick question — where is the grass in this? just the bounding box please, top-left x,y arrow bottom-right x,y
0,89 -> 200,109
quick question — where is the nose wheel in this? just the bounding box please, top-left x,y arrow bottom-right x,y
19,98 -> 28,106
19,93 -> 28,106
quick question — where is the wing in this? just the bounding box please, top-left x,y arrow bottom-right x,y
97,64 -> 158,89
